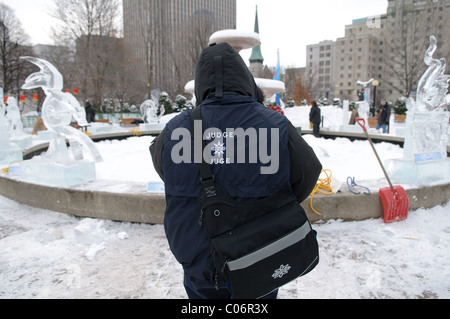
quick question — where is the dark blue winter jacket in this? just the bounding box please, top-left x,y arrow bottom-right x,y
150,43 -> 322,282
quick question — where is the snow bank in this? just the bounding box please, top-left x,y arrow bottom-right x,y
0,195 -> 448,299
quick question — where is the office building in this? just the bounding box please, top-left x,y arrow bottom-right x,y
123,0 -> 236,97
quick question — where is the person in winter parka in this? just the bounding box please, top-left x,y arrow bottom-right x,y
376,99 -> 391,134
309,100 -> 321,138
85,101 -> 96,123
150,43 -> 322,299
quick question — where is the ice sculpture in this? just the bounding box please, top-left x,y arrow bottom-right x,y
140,98 -> 164,124
413,36 -> 450,112
402,37 -> 449,161
6,97 -> 33,149
14,57 -> 101,187
356,101 -> 370,124
21,57 -> 102,163
139,93 -> 166,131
386,36 -> 450,185
6,97 -> 24,136
0,91 -> 23,166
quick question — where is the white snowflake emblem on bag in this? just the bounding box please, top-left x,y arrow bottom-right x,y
211,142 -> 226,157
272,264 -> 292,279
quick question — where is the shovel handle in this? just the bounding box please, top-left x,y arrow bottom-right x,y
356,118 -> 367,132
356,118 -> 395,190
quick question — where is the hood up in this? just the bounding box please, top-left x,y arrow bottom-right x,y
195,42 -> 260,105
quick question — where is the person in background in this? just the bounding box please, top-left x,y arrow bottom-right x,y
376,99 -> 391,134
85,101 -> 96,123
309,100 -> 321,138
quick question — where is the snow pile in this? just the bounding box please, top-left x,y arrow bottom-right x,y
1,105 -> 449,299
0,195 -> 448,299
285,105 -> 348,131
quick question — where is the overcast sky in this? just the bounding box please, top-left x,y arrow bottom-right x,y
2,0 -> 388,68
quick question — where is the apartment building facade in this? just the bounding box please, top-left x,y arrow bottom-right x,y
306,0 -> 450,104
306,40 -> 336,101
334,16 -> 386,102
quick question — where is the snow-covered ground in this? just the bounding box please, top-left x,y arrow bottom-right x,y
1,195 -> 449,299
1,105 -> 449,299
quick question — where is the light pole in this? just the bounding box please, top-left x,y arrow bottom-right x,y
372,79 -> 380,117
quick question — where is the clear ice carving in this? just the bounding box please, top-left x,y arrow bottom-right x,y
140,97 -> 165,124
0,94 -> 23,165
0,95 -> 9,142
402,36 -> 449,162
6,97 -> 25,137
412,36 -> 450,112
21,57 -> 103,163
356,101 -> 370,123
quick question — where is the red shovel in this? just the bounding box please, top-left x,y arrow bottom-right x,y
357,119 -> 409,223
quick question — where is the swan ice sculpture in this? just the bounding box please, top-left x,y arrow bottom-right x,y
401,36 -> 449,163
412,36 -> 450,112
21,57 -> 102,163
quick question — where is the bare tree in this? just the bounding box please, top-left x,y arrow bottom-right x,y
291,78 -> 311,106
136,0 -> 162,100
305,67 -> 320,100
171,10 -> 214,97
0,4 -> 33,97
51,0 -> 122,108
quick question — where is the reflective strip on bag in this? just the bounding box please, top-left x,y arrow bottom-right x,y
227,222 -> 312,272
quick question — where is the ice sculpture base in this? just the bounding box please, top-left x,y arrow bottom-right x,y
386,158 -> 450,186
0,143 -> 23,167
147,182 -> 165,193
339,125 -> 364,134
16,160 -> 96,187
140,123 -> 165,131
10,135 -> 33,150
87,124 -> 122,135
37,130 -> 51,141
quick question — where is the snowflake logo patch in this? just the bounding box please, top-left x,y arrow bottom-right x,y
211,142 -> 226,157
272,264 -> 292,279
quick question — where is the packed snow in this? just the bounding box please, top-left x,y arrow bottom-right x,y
1,195 -> 449,299
1,105 -> 449,299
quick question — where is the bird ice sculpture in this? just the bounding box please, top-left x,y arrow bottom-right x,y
356,78 -> 374,88
140,97 -> 165,124
21,57 -> 102,163
413,36 -> 450,112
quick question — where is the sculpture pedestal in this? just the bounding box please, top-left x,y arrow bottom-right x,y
87,123 -> 121,135
10,135 -> 33,150
15,160 -> 96,187
339,125 -> 364,134
386,158 -> 450,185
0,143 -> 23,167
139,123 -> 165,131
403,111 -> 448,162
147,182 -> 165,193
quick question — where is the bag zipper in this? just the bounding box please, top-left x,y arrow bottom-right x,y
215,260 -> 230,291
199,209 -> 204,226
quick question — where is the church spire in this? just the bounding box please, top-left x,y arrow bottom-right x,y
249,5 -> 264,63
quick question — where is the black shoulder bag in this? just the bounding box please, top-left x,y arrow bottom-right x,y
191,106 -> 319,299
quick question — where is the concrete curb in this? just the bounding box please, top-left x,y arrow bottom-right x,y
0,175 -> 448,225
0,132 -> 447,224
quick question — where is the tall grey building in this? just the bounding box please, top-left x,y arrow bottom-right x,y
334,16 -> 386,102
123,0 -> 236,98
306,40 -> 336,101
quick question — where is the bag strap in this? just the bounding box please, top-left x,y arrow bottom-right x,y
190,106 -> 216,191
191,55 -> 223,194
